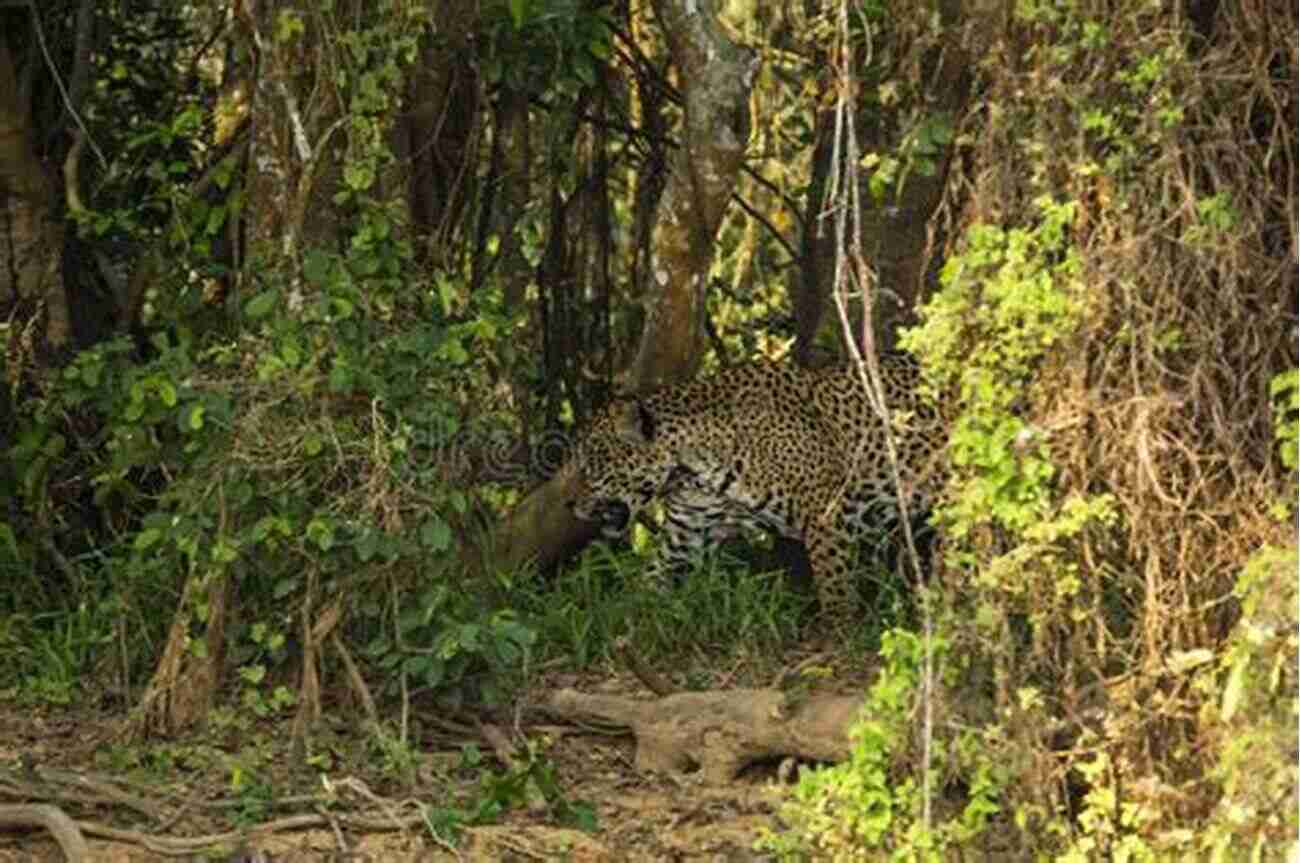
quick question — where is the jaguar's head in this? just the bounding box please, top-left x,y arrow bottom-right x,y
564,399 -> 674,539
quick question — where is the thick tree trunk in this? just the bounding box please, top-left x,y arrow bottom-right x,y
404,6 -> 479,265
487,0 -> 754,576
792,0 -> 974,360
0,30 -> 66,348
630,0 -> 755,390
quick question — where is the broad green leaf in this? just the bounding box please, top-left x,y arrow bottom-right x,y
245,290 -> 277,319
421,518 -> 452,552
343,162 -> 375,191
303,249 -> 332,284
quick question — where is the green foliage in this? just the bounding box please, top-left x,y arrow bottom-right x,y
0,2 -> 539,712
369,588 -> 537,708
901,195 -> 1112,552
863,112 -> 954,202
531,544 -> 809,667
423,742 -> 597,845
482,0 -> 613,91
758,628 -> 1007,861
896,192 -> 1117,857
1270,368 -> 1299,474
1192,543 -> 1299,860
0,603 -> 116,704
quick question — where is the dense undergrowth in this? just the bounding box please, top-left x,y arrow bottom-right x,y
1,0 -> 1295,859
758,2 -> 1298,860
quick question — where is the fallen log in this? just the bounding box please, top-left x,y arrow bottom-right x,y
546,687 -> 864,782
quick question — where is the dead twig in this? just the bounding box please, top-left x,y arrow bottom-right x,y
615,637 -> 675,696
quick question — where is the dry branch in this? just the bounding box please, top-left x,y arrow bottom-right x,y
546,686 -> 861,782
0,804 -> 89,862
0,767 -> 431,857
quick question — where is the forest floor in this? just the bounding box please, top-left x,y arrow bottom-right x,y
0,652 -> 877,862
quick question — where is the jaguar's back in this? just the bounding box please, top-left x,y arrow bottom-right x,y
563,356 -> 944,624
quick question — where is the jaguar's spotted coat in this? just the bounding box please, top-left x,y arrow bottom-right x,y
562,356 -> 945,624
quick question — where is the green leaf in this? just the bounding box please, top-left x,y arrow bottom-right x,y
303,249 -> 332,284
355,531 -> 379,563
1220,654 -> 1248,721
343,162 -> 375,192
245,290 -> 278,319
303,433 -> 323,456
398,606 -> 426,634
564,801 -> 599,833
330,297 -> 354,320
212,538 -> 239,563
1269,368 -> 1299,397
509,0 -> 527,28
134,528 -> 163,551
421,518 -> 452,552
186,404 -> 205,431
0,522 -> 20,559
42,434 -> 66,458
441,338 -> 469,366
307,518 -> 335,552
328,364 -> 353,392
205,205 -> 226,236
403,654 -> 432,676
572,55 -> 595,87
158,381 -> 178,407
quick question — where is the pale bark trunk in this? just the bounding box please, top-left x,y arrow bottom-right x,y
488,0 -> 755,575
630,0 -> 755,391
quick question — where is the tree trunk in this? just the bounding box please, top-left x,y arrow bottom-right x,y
0,28 -> 66,350
630,0 -> 755,390
404,6 -> 479,266
792,0 -> 974,360
488,0 -> 754,575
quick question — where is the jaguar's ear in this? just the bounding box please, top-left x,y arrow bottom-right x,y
614,400 -> 656,445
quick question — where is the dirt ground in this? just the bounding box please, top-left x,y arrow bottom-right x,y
0,663 -> 864,862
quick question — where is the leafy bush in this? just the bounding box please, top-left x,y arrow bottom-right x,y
758,628 -> 1007,862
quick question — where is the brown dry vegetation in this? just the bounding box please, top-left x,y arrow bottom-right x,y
0,0 -> 1295,860
892,0 -> 1297,851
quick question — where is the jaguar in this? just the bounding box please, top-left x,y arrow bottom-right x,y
560,355 -> 946,624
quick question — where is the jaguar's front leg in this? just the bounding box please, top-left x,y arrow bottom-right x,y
804,525 -> 860,630
645,500 -> 709,590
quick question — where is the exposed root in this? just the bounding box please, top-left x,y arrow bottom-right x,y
0,804 -> 89,862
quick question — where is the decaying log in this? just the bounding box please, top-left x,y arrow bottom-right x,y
547,687 -> 863,782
